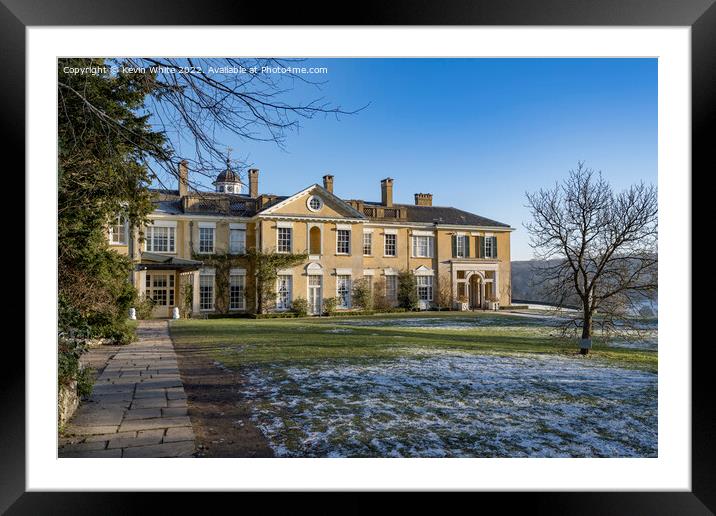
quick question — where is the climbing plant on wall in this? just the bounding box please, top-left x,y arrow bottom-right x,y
246,248 -> 308,314
191,252 -> 248,314
193,249 -> 308,314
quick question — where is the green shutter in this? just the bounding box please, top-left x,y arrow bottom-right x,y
465,236 -> 470,257
492,236 -> 498,258
451,235 -> 457,258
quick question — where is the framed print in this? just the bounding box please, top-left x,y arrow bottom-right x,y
4,0 -> 711,512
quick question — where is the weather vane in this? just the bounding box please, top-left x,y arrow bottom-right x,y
226,146 -> 233,167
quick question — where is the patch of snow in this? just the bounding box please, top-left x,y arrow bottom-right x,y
241,353 -> 657,458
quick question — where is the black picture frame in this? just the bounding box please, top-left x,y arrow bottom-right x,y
4,0 -> 708,512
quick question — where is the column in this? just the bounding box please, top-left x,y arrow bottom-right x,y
137,269 -> 147,298
451,267 -> 457,307
192,270 -> 201,314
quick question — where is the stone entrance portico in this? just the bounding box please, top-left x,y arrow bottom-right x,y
450,261 -> 500,309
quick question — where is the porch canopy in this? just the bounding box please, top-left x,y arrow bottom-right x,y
135,252 -> 203,272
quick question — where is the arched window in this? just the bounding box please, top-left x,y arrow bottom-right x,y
309,226 -> 321,255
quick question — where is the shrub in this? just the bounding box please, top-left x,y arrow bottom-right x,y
352,278 -> 374,311
180,283 -> 193,318
94,319 -> 135,345
323,297 -> 338,316
397,271 -> 418,310
207,312 -> 252,319
292,297 -> 309,317
435,272 -> 453,310
251,312 -> 298,319
76,366 -> 94,397
371,277 -> 394,310
58,336 -> 94,397
135,295 -> 156,320
58,337 -> 87,387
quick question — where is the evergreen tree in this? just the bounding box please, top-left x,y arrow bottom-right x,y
397,271 -> 418,311
58,58 -> 168,340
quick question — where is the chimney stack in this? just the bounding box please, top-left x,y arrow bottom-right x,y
178,160 -> 189,197
248,168 -> 259,198
381,178 -> 394,207
323,174 -> 334,194
414,193 -> 433,206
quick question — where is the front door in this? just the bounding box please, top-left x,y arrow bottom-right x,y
469,275 -> 482,310
146,271 -> 175,318
308,275 -> 322,315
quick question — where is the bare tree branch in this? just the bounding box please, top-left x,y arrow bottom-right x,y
524,162 -> 658,352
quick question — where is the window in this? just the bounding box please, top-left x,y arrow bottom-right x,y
385,275 -> 398,300
483,236 -> 498,259
336,229 -> 351,254
144,273 -> 175,306
412,236 -> 434,258
199,227 -> 215,253
199,272 -> 214,311
277,227 -> 292,253
363,232 -> 372,255
229,273 -> 245,310
109,215 -> 127,245
384,233 -> 397,256
336,275 -> 351,308
276,275 -> 292,310
308,275 -> 322,314
307,195 -> 323,212
145,225 -> 175,253
417,276 -> 433,302
454,235 -> 469,258
229,228 -> 246,254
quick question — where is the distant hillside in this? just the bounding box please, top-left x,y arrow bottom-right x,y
511,259 -> 657,316
510,260 -> 560,302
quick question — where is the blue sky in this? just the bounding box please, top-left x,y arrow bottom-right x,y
163,58 -> 657,261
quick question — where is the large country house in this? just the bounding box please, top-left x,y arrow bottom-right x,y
108,161 -> 513,318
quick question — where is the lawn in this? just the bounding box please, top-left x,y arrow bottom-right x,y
170,311 -> 658,457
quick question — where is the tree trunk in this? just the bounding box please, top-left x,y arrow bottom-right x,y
580,307 -> 592,355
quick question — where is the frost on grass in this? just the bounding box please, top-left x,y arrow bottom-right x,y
334,316 -> 554,330
242,354 -> 657,458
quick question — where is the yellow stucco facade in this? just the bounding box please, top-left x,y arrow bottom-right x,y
117,172 -> 514,318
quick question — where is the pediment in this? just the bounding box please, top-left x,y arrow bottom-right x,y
257,184 -> 365,220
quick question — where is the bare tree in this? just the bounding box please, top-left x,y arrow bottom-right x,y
525,162 -> 657,354
58,57 -> 364,192
435,272 -> 454,310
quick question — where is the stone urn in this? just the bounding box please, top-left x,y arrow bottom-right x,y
455,300 -> 469,311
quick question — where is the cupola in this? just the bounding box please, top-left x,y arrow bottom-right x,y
213,158 -> 244,194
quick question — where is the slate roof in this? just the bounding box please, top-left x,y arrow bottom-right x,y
396,203 -> 510,227
149,189 -> 510,228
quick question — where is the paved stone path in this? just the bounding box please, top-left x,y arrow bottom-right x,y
59,320 -> 195,458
